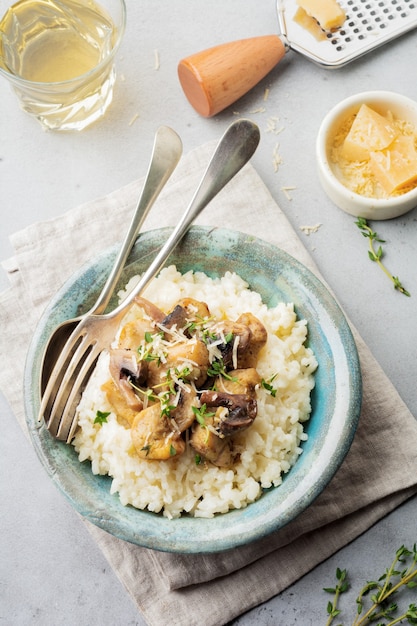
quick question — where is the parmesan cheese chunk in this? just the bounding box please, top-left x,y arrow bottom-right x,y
341,104 -> 398,162
369,135 -> 417,194
296,0 -> 346,30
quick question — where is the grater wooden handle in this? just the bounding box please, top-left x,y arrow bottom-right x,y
177,35 -> 286,117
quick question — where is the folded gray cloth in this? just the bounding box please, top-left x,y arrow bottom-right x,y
1,141 -> 416,626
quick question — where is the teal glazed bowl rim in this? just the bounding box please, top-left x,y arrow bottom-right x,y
24,226 -> 362,554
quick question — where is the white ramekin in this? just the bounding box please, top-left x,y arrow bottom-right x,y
316,91 -> 417,220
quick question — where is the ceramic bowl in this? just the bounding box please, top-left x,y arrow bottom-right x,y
24,226 -> 362,553
316,91 -> 417,220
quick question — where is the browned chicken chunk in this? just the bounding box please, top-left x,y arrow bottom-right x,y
235,313 -> 267,368
131,403 -> 185,460
190,416 -> 233,467
147,338 -> 210,391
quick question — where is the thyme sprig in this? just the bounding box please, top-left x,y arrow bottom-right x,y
355,218 -> 410,297
324,567 -> 349,625
324,544 -> 417,626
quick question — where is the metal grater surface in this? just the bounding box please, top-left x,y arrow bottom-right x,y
277,0 -> 417,67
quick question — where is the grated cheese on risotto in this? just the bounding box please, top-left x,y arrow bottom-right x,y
73,266 -> 317,519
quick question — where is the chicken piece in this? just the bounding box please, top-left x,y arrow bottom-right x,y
176,298 -> 211,323
190,416 -> 233,467
171,386 -> 199,432
131,403 -> 185,460
235,313 -> 267,368
108,349 -> 147,411
147,338 -> 210,390
102,379 -> 139,428
210,321 -> 251,369
216,368 -> 260,398
118,318 -> 157,351
161,298 -> 211,337
199,389 -> 257,436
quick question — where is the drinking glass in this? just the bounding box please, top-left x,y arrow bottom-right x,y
0,0 -> 126,131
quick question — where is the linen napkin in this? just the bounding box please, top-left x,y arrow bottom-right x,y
1,141 -> 417,626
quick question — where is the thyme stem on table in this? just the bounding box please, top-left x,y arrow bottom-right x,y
355,217 -> 410,297
324,544 -> 417,626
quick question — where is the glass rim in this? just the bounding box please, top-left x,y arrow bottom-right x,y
0,0 -> 126,89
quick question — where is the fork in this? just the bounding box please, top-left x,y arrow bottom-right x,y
39,125 -> 183,396
39,118 -> 260,443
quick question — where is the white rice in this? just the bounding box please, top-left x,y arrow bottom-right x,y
73,265 -> 317,519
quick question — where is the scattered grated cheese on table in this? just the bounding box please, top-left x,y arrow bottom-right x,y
272,143 -> 283,172
281,186 -> 297,200
266,116 -> 284,135
300,223 -> 322,235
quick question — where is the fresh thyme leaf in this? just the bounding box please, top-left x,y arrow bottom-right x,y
192,403 -> 215,426
261,374 -> 278,397
94,410 -> 110,425
169,444 -> 177,456
207,358 -> 237,381
355,218 -> 410,297
325,544 -> 417,626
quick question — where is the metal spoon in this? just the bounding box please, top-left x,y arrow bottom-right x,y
39,125 -> 183,396
39,118 -> 260,442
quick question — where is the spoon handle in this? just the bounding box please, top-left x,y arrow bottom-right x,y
91,126 -> 183,314
112,118 -> 260,316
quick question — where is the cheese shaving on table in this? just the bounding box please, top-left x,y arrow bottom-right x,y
272,143 -> 283,172
281,186 -> 297,200
266,116 -> 284,135
300,223 -> 322,235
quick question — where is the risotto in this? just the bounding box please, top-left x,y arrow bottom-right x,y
73,265 -> 317,519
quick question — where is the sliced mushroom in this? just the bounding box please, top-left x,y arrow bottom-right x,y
200,390 -> 257,436
190,416 -> 233,467
160,304 -> 188,332
108,349 -> 147,411
131,403 -> 185,460
133,296 -> 166,323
